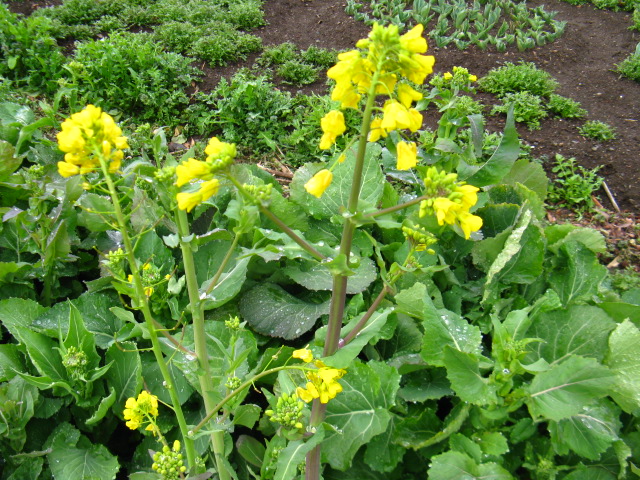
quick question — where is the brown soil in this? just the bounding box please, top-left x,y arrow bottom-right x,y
7,0 -> 640,269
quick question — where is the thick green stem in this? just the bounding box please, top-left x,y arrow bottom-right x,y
100,164 -> 197,470
175,209 -> 233,480
306,70 -> 381,480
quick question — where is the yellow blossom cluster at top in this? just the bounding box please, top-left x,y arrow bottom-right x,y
175,137 -> 236,212
292,348 -> 346,404
304,24 -> 436,198
57,104 -> 129,178
418,167 -> 483,239
123,390 -> 159,433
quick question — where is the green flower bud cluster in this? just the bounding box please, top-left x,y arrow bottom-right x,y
225,375 -> 242,391
402,224 -> 437,253
421,166 -> 459,199
243,183 -> 273,205
225,315 -> 241,330
152,441 -> 187,479
154,166 -> 176,183
135,176 -> 154,193
265,393 -> 304,430
62,346 -> 88,380
207,144 -> 236,173
102,247 -> 126,278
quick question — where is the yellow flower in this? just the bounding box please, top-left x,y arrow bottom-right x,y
399,24 -> 428,54
408,108 -> 423,132
403,53 -> 436,85
443,72 -> 453,80
296,367 -> 346,404
381,100 -> 412,132
123,391 -> 159,431
175,158 -> 211,187
397,83 -> 423,108
57,161 -> 81,178
433,197 -> 460,226
319,110 -> 347,150
144,286 -> 154,297
205,136 -> 236,163
304,169 -> 333,198
177,190 -> 202,212
338,153 -> 346,163
397,142 -> 417,170
367,117 -> 387,142
56,104 -> 128,178
455,184 -> 479,210
199,178 -> 220,202
469,74 -> 477,82
292,348 -> 314,363
456,210 -> 483,239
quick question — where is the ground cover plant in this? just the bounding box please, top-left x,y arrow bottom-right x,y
1,0 -> 640,479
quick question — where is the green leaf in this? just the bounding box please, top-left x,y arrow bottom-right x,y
290,143 -> 385,219
134,230 -> 174,272
477,431 -> 509,456
0,344 -> 24,381
526,355 -> 615,421
104,341 -> 142,411
0,261 -> 31,284
475,203 -> 520,238
322,361 -> 400,471
428,451 -> 513,479
548,241 -> 608,306
18,328 -> 67,381
239,283 -> 329,340
77,194 -> 115,232
363,415 -> 405,472
549,399 -> 621,460
546,224 -> 606,254
48,426 -> 120,480
236,435 -> 265,468
394,405 -> 441,448
32,292 -> 124,349
64,303 -> 100,369
321,307 -> 393,369
457,107 -> 520,187
502,158 -> 548,200
5,457 -> 43,480
86,387 -> 117,426
0,139 -> 21,181
142,353 -> 193,405
420,307 -> 482,367
275,428 -> 325,480
526,305 -> 616,365
0,298 -> 48,342
605,319 -> 640,413
443,347 -> 497,405
284,257 -> 377,294
44,220 -> 71,268
233,404 -> 261,429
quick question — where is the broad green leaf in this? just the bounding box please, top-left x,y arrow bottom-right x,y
0,376 -> 38,451
290,143 -> 384,219
502,158 -> 548,200
476,203 -> 520,238
233,404 -> 261,429
104,341 -> 142,411
394,406 -> 441,448
450,433 -> 483,463
546,224 -> 606,254
526,305 -> 616,365
48,430 -> 119,480
0,344 -> 24,381
321,307 -> 393,369
526,356 -> 615,421
43,220 -> 71,268
443,347 -> 497,405
428,451 -> 513,479
142,353 -> 193,405
239,283 -> 329,340
548,241 -> 608,306
457,107 -> 519,187
0,139 -> 21,181
64,303 -> 100,369
605,320 -> 640,413
0,261 -> 31,284
18,328 -> 67,381
32,292 -> 124,348
598,301 -> 640,324
77,194 -> 115,232
284,257 -> 377,294
477,431 -> 509,456
0,298 -> 48,342
398,367 -> 452,402
363,415 -> 405,472
549,399 -> 621,460
275,428 -> 325,480
86,387 -> 117,426
5,457 -> 43,480
421,307 -> 482,367
134,230 -> 173,272
322,361 -> 400,471
236,435 -> 265,468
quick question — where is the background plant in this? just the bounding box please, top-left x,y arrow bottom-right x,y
546,93 -> 587,118
547,153 -> 604,212
616,42 -> 640,82
579,120 -> 617,140
491,91 -> 548,129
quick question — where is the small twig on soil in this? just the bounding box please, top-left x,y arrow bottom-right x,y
602,181 -> 621,213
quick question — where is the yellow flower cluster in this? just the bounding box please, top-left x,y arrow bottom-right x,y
419,167 -> 483,239
123,390 -> 159,432
292,348 -> 346,404
175,137 -> 236,212
57,104 -> 129,178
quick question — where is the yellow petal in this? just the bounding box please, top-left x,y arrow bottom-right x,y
396,142 -> 417,170
304,169 -> 333,198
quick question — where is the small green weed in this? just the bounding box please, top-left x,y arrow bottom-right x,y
491,92 -> 547,129
546,93 -> 587,118
478,61 -> 559,97
579,120 -> 616,141
632,7 -> 640,31
547,154 -> 603,212
616,43 -> 640,82
277,60 -> 318,85
258,43 -> 298,67
302,46 -> 338,69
